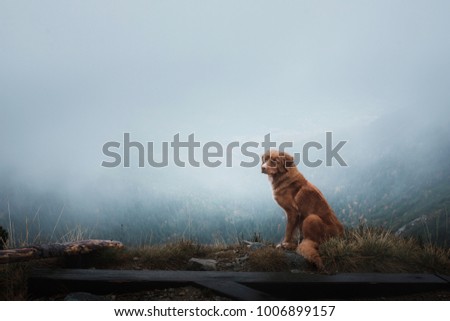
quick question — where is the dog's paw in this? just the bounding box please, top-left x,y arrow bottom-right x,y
277,242 -> 297,250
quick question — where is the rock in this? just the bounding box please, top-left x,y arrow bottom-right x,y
284,251 -> 310,269
187,258 -> 217,271
242,241 -> 266,250
64,292 -> 105,301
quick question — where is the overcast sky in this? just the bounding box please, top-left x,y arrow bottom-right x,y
1,0 -> 449,199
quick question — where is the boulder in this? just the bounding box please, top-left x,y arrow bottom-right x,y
187,258 -> 218,271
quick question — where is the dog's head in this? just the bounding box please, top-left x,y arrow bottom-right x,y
261,150 -> 295,176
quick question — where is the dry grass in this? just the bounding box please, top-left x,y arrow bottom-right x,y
0,263 -> 30,300
66,239 -> 230,270
0,226 -> 8,250
246,246 -> 289,272
127,240 -> 221,270
320,225 -> 450,274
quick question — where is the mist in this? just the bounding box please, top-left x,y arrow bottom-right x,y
1,1 -> 449,245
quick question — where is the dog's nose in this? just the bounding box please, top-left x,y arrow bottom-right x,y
261,166 -> 267,174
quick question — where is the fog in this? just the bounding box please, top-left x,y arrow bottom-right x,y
1,1 -> 449,245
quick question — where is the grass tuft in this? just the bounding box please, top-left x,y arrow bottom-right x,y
320,225 -> 450,274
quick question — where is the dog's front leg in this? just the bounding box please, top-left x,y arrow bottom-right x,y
277,209 -> 299,250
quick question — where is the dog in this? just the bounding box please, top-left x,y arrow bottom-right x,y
261,150 -> 344,270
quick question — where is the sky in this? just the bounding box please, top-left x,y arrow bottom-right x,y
1,0 -> 450,202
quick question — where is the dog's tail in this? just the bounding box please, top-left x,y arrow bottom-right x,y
297,239 -> 324,271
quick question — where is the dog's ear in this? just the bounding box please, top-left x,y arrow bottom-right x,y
276,152 -> 295,171
284,153 -> 295,168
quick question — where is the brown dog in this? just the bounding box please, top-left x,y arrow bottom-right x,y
261,150 -> 343,270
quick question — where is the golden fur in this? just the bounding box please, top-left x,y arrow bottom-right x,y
261,150 -> 344,270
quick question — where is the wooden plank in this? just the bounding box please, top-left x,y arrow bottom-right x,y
30,269 -> 450,285
28,269 -> 450,300
195,280 -> 275,301
0,240 -> 124,264
435,274 -> 450,283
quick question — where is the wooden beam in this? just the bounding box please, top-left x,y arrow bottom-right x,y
0,240 -> 124,264
28,269 -> 450,300
195,280 -> 275,301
